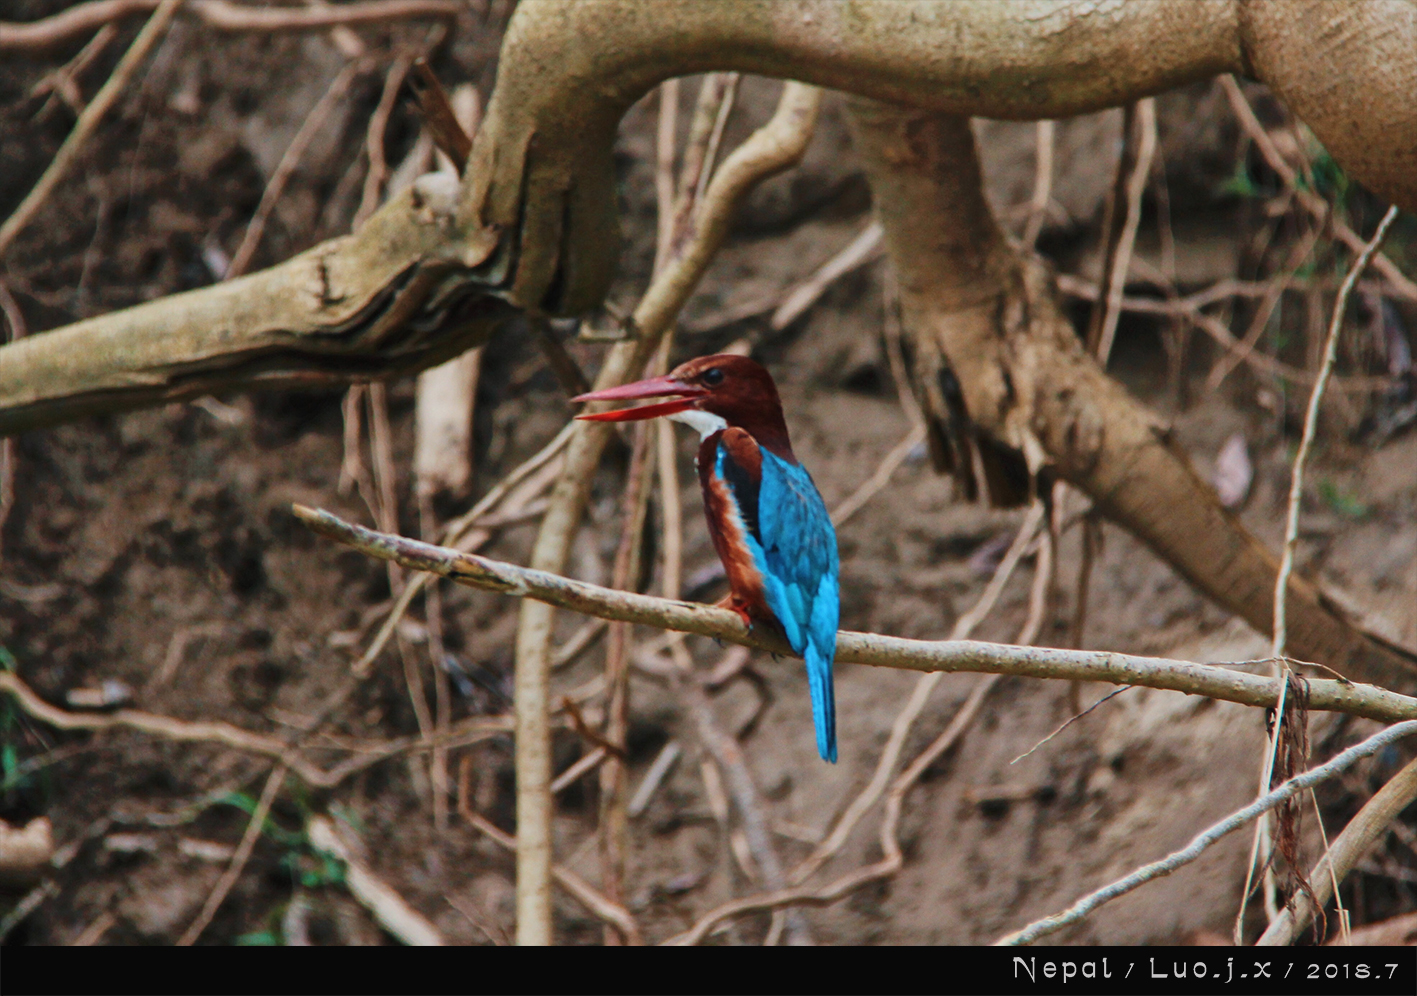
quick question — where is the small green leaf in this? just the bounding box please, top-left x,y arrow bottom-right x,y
1318,479 -> 1369,519
235,931 -> 280,946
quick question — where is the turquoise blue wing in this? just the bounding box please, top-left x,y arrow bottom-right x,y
721,446 -> 840,762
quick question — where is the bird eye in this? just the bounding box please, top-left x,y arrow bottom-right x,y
701,368 -> 724,386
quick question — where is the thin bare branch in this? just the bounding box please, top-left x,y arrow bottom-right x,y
227,57 -> 367,279
1273,205 -> 1400,661
0,670 -> 510,790
1258,755 -> 1417,946
177,763 -> 286,945
308,816 -> 445,945
293,504 -> 1417,726
1089,98 -> 1156,364
1055,274 -> 1396,393
1218,75 -> 1416,303
1020,120 -> 1054,250
0,0 -> 459,52
770,221 -> 884,331
456,791 -> 642,944
996,720 -> 1417,945
0,0 -> 184,258
355,54 -> 416,228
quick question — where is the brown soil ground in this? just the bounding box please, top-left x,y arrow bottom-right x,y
2,6 -> 1416,946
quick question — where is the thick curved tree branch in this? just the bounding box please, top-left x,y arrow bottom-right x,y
292,506 -> 1417,727
0,176 -> 509,434
844,100 -> 1417,692
5,2 -> 1412,430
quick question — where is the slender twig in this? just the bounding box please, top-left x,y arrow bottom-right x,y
296,505 -> 1417,725
420,501 -> 452,834
0,0 -> 184,258
31,22 -> 119,118
829,421 -> 924,528
1273,205 -> 1399,662
1021,120 -> 1055,250
355,54 -> 415,228
0,0 -> 459,51
627,741 -> 681,818
693,74 -> 739,213
0,670 -> 510,789
997,720 -> 1417,945
456,790 -> 642,944
1205,222 -> 1323,390
551,746 -> 607,795
1090,99 -> 1156,364
178,763 -> 287,945
308,816 -> 445,944
226,57 -> 367,278
1011,687 -> 1132,765
407,57 -> 471,172
1055,274 -> 1396,393
652,78 -> 680,275
1218,75 -> 1417,303
770,221 -> 885,331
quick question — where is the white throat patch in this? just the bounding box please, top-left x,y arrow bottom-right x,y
667,408 -> 729,440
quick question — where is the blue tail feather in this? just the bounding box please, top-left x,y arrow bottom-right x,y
806,643 -> 837,763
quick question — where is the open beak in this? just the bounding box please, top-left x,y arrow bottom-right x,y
572,375 -> 707,422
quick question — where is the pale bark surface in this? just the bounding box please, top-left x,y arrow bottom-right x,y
4,1 -> 1414,433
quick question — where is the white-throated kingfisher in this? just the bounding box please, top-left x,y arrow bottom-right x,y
573,355 -> 841,762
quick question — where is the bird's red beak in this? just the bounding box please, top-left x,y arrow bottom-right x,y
572,375 -> 707,422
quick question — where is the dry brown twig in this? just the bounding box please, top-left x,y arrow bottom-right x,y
0,281 -> 24,571
355,54 -> 416,228
30,22 -> 119,118
1020,119 -> 1055,251
0,669 -> 511,790
308,815 -> 445,945
407,57 -> 473,172
1205,222 -> 1323,391
1218,75 -> 1416,303
0,0 -> 184,259
1088,98 -> 1157,365
0,0 -> 460,51
177,763 -> 286,945
226,57 -> 369,279
1054,274 -> 1395,394
455,777 -> 642,944
770,221 -> 885,331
